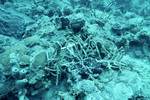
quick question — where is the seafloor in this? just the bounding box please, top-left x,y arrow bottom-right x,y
0,0 -> 150,100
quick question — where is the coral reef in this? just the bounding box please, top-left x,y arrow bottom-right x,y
0,0 -> 150,100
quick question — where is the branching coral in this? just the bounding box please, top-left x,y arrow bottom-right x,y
45,34 -> 126,85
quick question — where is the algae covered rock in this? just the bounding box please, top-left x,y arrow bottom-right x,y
0,7 -> 34,37
24,35 -> 41,47
70,18 -> 85,32
32,52 -> 47,68
71,80 -> 99,95
113,82 -> 133,100
0,44 -> 29,69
